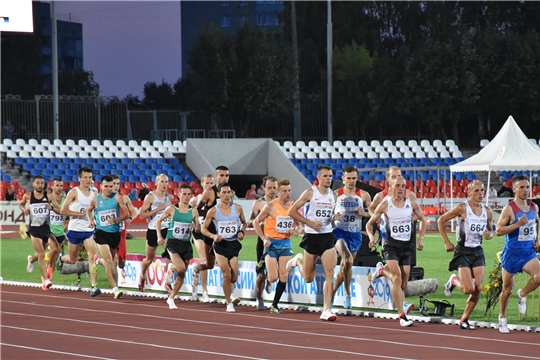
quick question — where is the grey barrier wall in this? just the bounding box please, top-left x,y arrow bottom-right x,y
186,138 -> 310,200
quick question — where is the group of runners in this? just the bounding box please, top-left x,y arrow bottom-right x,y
19,162 -> 540,330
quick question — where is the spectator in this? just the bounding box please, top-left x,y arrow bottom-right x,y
498,175 -> 515,197
245,184 -> 257,199
486,184 -> 497,199
139,183 -> 149,201
253,183 -> 265,199
3,120 -> 14,140
5,185 -> 15,201
128,188 -> 138,201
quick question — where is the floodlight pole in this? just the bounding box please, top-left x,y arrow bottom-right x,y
326,0 -> 332,143
52,1 -> 59,139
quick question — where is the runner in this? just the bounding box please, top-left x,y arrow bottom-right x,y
157,184 -> 201,309
367,175 -> 426,327
438,180 -> 494,330
60,167 -> 100,296
201,182 -> 247,312
246,175 -> 277,310
286,165 -> 338,321
188,173 -> 214,302
19,175 -> 59,290
253,178 -> 300,313
496,175 -> 540,333
87,175 -> 129,299
331,166 -> 371,309
137,174 -> 172,292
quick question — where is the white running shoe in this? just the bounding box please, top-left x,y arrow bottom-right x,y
226,302 -> 235,313
399,315 -> 414,327
498,317 -> 509,334
371,262 -> 384,283
191,286 -> 198,301
286,253 -> 303,272
27,255 -> 34,273
191,263 -> 200,287
167,297 -> 177,310
403,302 -> 414,315
257,298 -> 266,310
320,309 -> 337,321
202,291 -> 210,303
517,288 -> 526,315
444,274 -> 457,297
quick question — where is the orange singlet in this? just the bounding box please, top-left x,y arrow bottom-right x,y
264,199 -> 294,240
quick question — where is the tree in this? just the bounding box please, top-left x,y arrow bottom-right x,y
143,80 -> 174,109
58,69 -> 100,97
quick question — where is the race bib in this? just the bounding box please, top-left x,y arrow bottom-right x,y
218,221 -> 237,237
389,219 -> 412,241
50,211 -> 63,225
341,212 -> 359,226
98,209 -> 117,227
275,216 -> 293,234
518,220 -> 536,241
173,222 -> 192,239
314,204 -> 333,223
31,203 -> 49,217
119,221 -> 125,231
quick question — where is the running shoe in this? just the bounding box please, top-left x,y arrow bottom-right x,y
41,276 -> 52,290
56,253 -> 63,271
90,286 -> 101,297
232,297 -> 241,305
167,297 -> 177,309
459,319 -> 475,330
226,302 -> 235,313
403,302 -> 414,315
371,262 -> 384,283
498,317 -> 509,333
343,294 -> 352,309
191,284 -> 198,301
114,289 -> 123,299
27,255 -> 34,273
265,278 -> 272,294
320,310 -> 337,321
270,306 -> 284,314
399,314 -> 414,327
444,274 -> 457,297
202,291 -> 210,303
257,298 -> 266,310
286,253 -> 303,272
191,263 -> 200,287
138,277 -> 146,292
517,288 -> 526,315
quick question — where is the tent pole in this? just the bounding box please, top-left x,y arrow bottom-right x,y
485,170 -> 491,207
450,171 -> 454,232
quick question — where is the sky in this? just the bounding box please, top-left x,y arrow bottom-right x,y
54,1 -> 182,99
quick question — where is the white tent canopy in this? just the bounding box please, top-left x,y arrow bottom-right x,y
450,116 -> 540,173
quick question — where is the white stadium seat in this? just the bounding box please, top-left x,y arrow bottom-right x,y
140,140 -> 151,148
103,140 -> 114,147
296,140 -> 306,148
176,143 -> 187,153
319,151 -> 329,159
331,151 -> 341,160
116,140 -> 126,148
367,151 -> 378,159
349,145 -> 360,153
379,151 -> 390,159
128,140 -> 138,148
163,151 -> 175,159
433,139 -> 443,147
55,151 -> 65,159
383,140 -> 393,148
452,150 -> 462,158
42,150 -> 54,158
23,144 -> 33,152
333,140 -> 343,148
288,146 -> 298,154
31,150 -> 41,158
370,140 -> 380,148
284,152 -> 292,158
445,139 -> 455,147
354,151 -> 365,159
35,144 -> 45,152
301,146 -> 311,154
345,140 -> 356,148
391,151 -> 402,159
308,141 -> 318,149
67,151 -> 78,158
53,139 -> 63,146
169,140 -> 179,148
313,146 -> 323,154
41,139 -> 51,146
127,151 -> 138,159
420,139 -> 430,148
283,141 -> 293,149
395,140 -> 405,148
59,145 -> 70,153
408,140 -> 418,148
416,151 -> 426,158
16,139 -> 26,146
320,140 -> 331,148
273,140 -> 280,147
480,139 -> 489,148
325,146 -> 335,154
307,152 -> 317,160
295,152 -> 305,159
79,151 -> 89,159
343,151 -> 354,159
150,151 -> 161,158
103,151 -> 114,158
28,139 -> 39,146
338,145 -> 348,154
11,144 -> 21,153
3,138 -> 13,146
6,150 -> 17,158
358,140 -> 368,148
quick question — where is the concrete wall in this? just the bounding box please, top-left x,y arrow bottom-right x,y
186,138 -> 310,199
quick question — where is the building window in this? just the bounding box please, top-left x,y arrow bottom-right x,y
221,1 -> 229,6
257,14 -> 279,26
220,16 -> 230,27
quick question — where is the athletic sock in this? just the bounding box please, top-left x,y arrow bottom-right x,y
271,281 -> 286,308
451,277 -> 457,286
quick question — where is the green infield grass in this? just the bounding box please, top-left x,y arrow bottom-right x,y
2,232 -> 539,325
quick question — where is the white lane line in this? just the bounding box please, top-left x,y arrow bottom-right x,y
3,303 -> 537,360
1,325 -> 264,360
2,312 -> 412,360
1,342 -> 116,359
2,292 -> 538,347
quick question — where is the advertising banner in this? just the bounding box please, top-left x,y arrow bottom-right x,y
118,254 -> 395,310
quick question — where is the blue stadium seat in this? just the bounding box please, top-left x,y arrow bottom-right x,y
119,175 -> 127,183
133,158 -> 143,165
323,158 -> 333,165
128,175 -> 138,183
179,169 -> 189,177
168,158 -> 179,165
383,158 -> 393,165
94,175 -> 102,182
86,158 -> 96,165
145,158 -> 156,164
133,169 -> 143,177
301,169 -> 310,177
62,175 -> 71,183
145,169 -> 156,177
167,170 -> 176,178
2,174 -> 11,182
364,163 -> 375,169
173,163 -> 183,171
121,158 -> 131,165
185,175 -> 194,183
307,175 -> 316,183
156,158 -> 167,165
306,163 -> 317,171
109,158 -> 119,165
162,164 -> 171,171
151,163 -> 161,171
97,158 -> 108,165
73,158 -> 84,165
312,158 -> 322,165
289,158 -> 298,164
300,158 -> 310,165
116,164 -> 127,170
173,175 -> 183,183
295,163 -> 304,171
138,163 -> 149,170
372,158 -> 381,165
359,158 -> 370,165
140,175 -> 150,182
128,164 -> 138,171
14,157 -> 24,166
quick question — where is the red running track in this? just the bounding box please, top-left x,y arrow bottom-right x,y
2,285 -> 539,359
